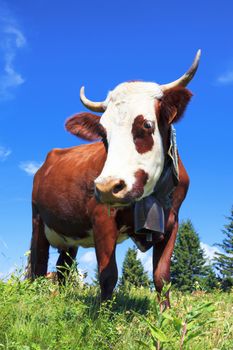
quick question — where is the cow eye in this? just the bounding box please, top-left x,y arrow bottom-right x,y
143,120 -> 154,129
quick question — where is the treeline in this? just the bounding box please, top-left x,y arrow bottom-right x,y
119,206 -> 233,292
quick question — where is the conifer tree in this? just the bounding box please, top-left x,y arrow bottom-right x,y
214,207 -> 233,291
200,264 -> 219,291
119,246 -> 150,289
171,219 -> 209,292
92,266 -> 99,286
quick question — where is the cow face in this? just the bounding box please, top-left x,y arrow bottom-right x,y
66,82 -> 192,206
95,82 -> 165,205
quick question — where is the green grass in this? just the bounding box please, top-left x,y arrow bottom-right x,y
0,273 -> 232,350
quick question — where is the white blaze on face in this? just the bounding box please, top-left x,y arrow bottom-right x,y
95,82 -> 165,199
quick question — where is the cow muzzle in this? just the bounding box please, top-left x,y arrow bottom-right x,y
94,178 -> 129,205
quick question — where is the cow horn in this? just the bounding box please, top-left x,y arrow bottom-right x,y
80,86 -> 106,112
161,50 -> 201,91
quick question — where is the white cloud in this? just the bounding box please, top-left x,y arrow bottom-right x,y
7,265 -> 16,276
0,265 -> 16,279
200,242 -> 221,263
144,255 -> 153,273
80,251 -> 96,265
137,249 -> 152,273
136,242 -> 220,273
0,8 -> 26,100
19,161 -> 42,175
217,70 -> 233,85
4,25 -> 26,48
0,146 -> 11,161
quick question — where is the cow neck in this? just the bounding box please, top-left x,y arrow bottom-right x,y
153,125 -> 179,209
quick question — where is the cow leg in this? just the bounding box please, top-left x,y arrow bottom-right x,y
153,209 -> 178,308
56,247 -> 78,284
92,206 -> 118,302
27,204 -> 50,279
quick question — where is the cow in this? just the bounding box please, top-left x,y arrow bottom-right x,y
27,51 -> 200,306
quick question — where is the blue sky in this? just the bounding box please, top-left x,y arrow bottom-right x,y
0,0 -> 232,282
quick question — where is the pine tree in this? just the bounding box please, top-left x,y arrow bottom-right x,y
92,266 -> 99,286
214,207 -> 233,291
200,264 -> 219,292
119,246 -> 150,289
171,219 -> 209,292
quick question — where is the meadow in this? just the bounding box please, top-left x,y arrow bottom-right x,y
0,272 -> 232,350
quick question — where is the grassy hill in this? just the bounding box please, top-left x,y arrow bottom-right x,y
0,274 -> 232,350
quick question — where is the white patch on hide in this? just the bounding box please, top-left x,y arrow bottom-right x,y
45,226 -> 94,249
95,82 -> 165,198
44,225 -> 129,250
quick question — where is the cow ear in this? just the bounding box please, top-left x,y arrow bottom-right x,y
65,112 -> 106,141
159,87 -> 193,124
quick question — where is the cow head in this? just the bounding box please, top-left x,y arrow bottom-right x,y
66,50 -> 200,206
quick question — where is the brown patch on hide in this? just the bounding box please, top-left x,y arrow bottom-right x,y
33,142 -> 107,237
131,115 -> 154,154
65,113 -> 106,141
129,169 -> 148,199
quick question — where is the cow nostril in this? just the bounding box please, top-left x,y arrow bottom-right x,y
112,180 -> 126,194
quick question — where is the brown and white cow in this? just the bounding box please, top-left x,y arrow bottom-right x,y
27,51 -> 200,305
